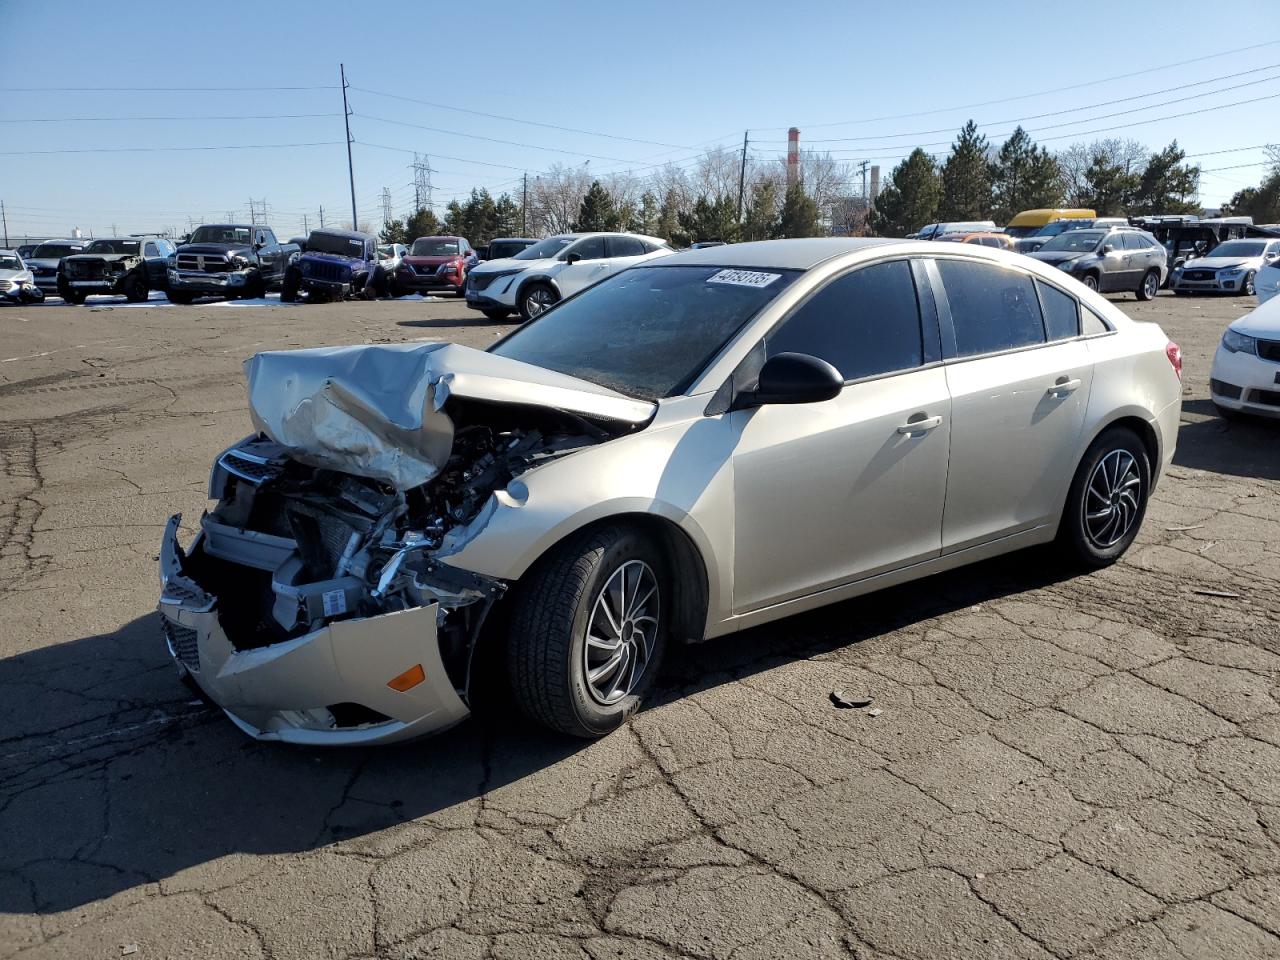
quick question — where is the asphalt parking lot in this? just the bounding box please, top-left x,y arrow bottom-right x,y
1,289 -> 1278,960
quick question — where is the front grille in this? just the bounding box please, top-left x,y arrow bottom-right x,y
219,451 -> 282,485
413,263 -> 439,276
66,259 -> 108,279
1210,378 -> 1243,400
307,260 -> 349,283
176,253 -> 232,273
1251,388 -> 1280,408
470,272 -> 500,292
1257,340 -> 1280,363
162,619 -> 201,672
1183,270 -> 1214,282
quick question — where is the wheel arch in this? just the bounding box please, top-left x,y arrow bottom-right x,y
515,273 -> 561,304
1082,412 -> 1161,482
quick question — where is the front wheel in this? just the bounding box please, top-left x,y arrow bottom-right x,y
508,525 -> 667,738
519,282 -> 559,321
59,284 -> 85,305
1057,427 -> 1151,568
280,268 -> 300,303
123,273 -> 148,303
1136,270 -> 1159,301
1242,271 -> 1256,297
1081,274 -> 1099,292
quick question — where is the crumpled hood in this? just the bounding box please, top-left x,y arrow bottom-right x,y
64,253 -> 139,265
243,342 -> 656,490
1181,256 -> 1258,271
0,267 -> 33,282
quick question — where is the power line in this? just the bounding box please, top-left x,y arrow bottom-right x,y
6,85 -> 335,92
0,113 -> 341,124
354,112 -> 644,163
0,140 -> 343,156
786,39 -> 1280,130
349,86 -> 689,149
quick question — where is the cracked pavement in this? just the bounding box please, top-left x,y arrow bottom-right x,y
1,292 -> 1277,960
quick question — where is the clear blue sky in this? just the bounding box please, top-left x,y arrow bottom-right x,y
2,0 -> 1277,240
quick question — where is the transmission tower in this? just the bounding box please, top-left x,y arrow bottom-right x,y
248,198 -> 268,226
381,187 -> 393,228
410,153 -> 434,212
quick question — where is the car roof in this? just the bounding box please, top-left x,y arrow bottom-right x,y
311,227 -> 370,241
665,237 -> 906,270
489,237 -> 538,243
551,232 -> 667,243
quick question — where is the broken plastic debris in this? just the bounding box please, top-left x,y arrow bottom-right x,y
867,708 -> 884,718
1191,589 -> 1241,598
830,690 -> 873,709
1165,524 -> 1204,532
121,945 -> 139,956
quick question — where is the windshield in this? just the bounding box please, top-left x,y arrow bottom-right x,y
308,232 -> 365,257
86,239 -> 141,255
514,236 -> 574,260
1004,225 -> 1040,238
1039,231 -> 1104,253
33,243 -> 82,259
189,226 -> 252,245
411,238 -> 459,257
1209,241 -> 1266,258
377,244 -> 396,258
489,240 -> 532,258
490,265 -> 799,400
0,255 -> 21,271
1035,221 -> 1086,239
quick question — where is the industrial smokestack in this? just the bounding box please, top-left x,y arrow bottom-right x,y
870,165 -> 880,201
787,128 -> 800,189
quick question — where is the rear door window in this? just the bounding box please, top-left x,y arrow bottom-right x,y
608,236 -> 646,258
936,259 -> 1045,357
571,236 -> 606,261
766,259 -> 924,381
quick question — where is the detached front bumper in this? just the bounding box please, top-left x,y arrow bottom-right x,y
157,515 -> 470,745
2,283 -> 44,304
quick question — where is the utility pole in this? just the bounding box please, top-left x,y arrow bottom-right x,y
411,153 -> 434,212
381,187 -> 393,229
522,173 -> 528,235
1,200 -> 8,248
318,206 -> 325,228
856,160 -> 869,200
248,198 -> 267,227
737,131 -> 749,222
302,214 -> 309,234
111,222 -> 118,237
340,63 -> 358,229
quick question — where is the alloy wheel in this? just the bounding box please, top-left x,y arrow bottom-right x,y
582,560 -> 659,705
1142,272 -> 1159,299
526,287 -> 554,317
1083,449 -> 1142,549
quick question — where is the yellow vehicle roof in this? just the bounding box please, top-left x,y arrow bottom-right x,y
1007,208 -> 1097,228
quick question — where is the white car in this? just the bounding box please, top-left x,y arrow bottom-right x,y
378,242 -> 407,276
1256,259 -> 1280,305
1210,295 -> 1280,419
464,232 -> 672,321
1170,237 -> 1280,297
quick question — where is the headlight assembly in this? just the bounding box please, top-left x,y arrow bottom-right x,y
1222,329 -> 1257,355
1058,261 -> 1075,271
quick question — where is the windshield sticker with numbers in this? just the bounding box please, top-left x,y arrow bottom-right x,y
706,269 -> 781,288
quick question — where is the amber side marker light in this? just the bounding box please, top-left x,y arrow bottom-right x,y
387,664 -> 426,692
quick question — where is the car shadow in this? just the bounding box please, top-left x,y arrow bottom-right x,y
0,546 -> 1077,915
1173,399 -> 1280,481
396,316 -> 504,330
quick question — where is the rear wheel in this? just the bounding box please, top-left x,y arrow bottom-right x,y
1136,269 -> 1159,301
1057,427 -> 1151,568
519,282 -> 558,321
508,525 -> 667,738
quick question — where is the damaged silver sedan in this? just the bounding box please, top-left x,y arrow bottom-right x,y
159,238 -> 1182,744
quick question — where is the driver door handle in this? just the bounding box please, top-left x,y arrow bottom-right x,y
1047,377 -> 1082,397
897,415 -> 942,434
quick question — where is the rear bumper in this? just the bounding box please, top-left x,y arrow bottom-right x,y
157,515 -> 470,746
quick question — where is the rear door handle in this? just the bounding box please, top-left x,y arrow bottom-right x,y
1047,378 -> 1082,397
897,415 -> 942,434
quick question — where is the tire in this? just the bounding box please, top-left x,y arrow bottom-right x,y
482,308 -> 513,321
59,283 -> 85,305
123,273 -> 148,303
245,272 -> 267,300
1057,427 -> 1151,569
1136,269 -> 1159,301
519,282 -> 558,321
508,524 -> 668,738
1242,271 -> 1256,297
1081,274 -> 1099,292
280,267 -> 300,303
166,290 -> 195,305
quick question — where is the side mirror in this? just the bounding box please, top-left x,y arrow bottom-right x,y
253,241 -> 264,251
1102,243 -> 1115,254
735,353 -> 844,409
565,252 -> 583,264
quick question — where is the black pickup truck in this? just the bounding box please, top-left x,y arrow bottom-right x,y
165,224 -> 299,303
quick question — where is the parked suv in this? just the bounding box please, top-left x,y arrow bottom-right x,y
0,250 -> 45,304
26,238 -> 86,296
166,224 -> 298,303
57,236 -> 174,304
281,229 -> 386,302
393,236 -> 478,297
481,237 -> 538,260
1029,227 -> 1167,300
465,232 -> 672,321
1169,237 -> 1280,297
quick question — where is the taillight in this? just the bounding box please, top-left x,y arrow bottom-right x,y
1165,341 -> 1183,380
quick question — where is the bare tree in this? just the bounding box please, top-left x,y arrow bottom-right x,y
529,164 -> 593,234
693,146 -> 742,201
1057,138 -> 1148,206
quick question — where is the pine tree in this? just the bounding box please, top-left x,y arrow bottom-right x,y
938,121 -> 992,221
676,194 -> 740,245
493,194 -> 522,237
990,127 -> 1064,223
655,189 -> 681,242
403,207 -> 441,243
1079,151 -> 1139,215
637,192 -> 659,235
574,181 -> 620,231
776,182 -> 820,238
871,149 -> 941,236
379,218 -> 408,245
1132,142 -> 1200,215
743,180 -> 781,241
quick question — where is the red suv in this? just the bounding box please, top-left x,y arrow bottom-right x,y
394,236 -> 477,297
